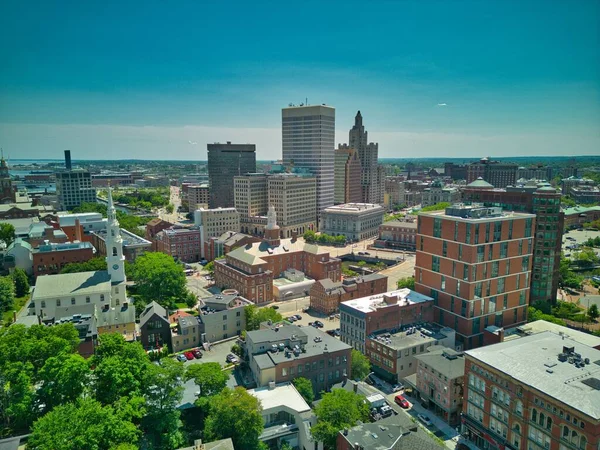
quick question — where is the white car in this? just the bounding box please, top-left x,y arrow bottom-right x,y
392,384 -> 404,392
418,414 -> 433,426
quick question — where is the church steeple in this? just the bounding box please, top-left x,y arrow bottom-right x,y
105,186 -> 126,284
264,205 -> 281,246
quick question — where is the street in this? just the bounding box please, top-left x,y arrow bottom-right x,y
379,255 -> 416,290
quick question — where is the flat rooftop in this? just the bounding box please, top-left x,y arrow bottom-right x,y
467,332 -> 600,419
93,228 -> 151,247
381,220 -> 417,229
35,241 -> 94,253
340,288 -> 433,314
420,203 -> 535,221
323,203 -> 384,213
371,324 -> 453,351
248,382 -> 311,413
504,320 -> 600,349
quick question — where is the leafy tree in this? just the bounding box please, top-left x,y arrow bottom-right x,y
11,268 -> 30,298
561,196 -> 577,207
185,362 -> 229,397
0,276 -> 15,312
397,277 -> 415,290
60,257 -> 107,274
588,303 -> 599,321
245,304 -> 283,331
420,202 -> 450,212
292,377 -> 314,404
312,389 -> 370,449
303,230 -> 317,243
141,358 -> 185,450
204,261 -> 215,274
185,290 -> 198,308
204,387 -> 264,450
166,204 -> 174,214
27,398 -> 140,450
574,248 -> 599,268
527,307 -> 566,326
0,223 -> 15,246
0,361 -> 35,436
350,349 -> 371,380
134,252 -> 187,308
37,353 -> 90,412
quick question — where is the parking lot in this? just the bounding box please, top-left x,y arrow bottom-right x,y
282,309 -> 340,333
562,229 -> 600,258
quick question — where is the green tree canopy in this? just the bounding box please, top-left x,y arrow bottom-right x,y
133,252 -> 187,309
420,202 -> 451,212
0,361 -> 35,436
292,377 -> 314,404
185,362 -> 229,398
27,398 -> 140,450
588,303 -> 599,321
0,276 -> 15,312
312,389 -> 370,449
204,387 -> 264,450
0,223 -> 15,246
397,277 -> 415,290
245,305 -> 284,331
60,257 -> 107,274
37,353 -> 90,413
11,268 -> 30,298
350,349 -> 371,380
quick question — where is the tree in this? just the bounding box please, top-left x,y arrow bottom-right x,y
204,261 -> 215,274
303,230 -> 317,243
397,277 -> 415,290
575,248 -> 599,268
312,389 -> 370,449
420,202 -> 450,212
527,307 -> 566,326
185,290 -> 198,308
166,204 -> 174,214
0,361 -> 35,436
245,304 -> 284,331
60,257 -> 107,274
0,223 -> 15,247
37,353 -> 90,412
588,304 -> 599,322
204,387 -> 264,450
11,268 -> 30,298
141,358 -> 185,450
350,349 -> 370,380
292,377 -> 314,404
0,276 -> 15,312
27,398 -> 140,450
185,362 -> 229,398
134,252 -> 187,308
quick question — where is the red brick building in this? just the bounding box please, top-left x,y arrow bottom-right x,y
33,242 -> 95,277
415,204 -> 535,350
463,332 -> 600,450
145,218 -> 173,251
375,219 -> 418,251
154,227 -> 201,263
309,273 -> 388,315
203,231 -> 261,262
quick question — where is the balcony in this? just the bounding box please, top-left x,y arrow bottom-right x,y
259,422 -> 299,441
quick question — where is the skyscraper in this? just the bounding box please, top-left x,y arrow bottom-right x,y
334,147 -> 362,204
339,111 -> 385,204
282,104 -> 335,216
207,141 -> 256,208
55,150 -> 97,210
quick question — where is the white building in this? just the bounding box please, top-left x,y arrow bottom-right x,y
268,174 -> 317,238
194,207 -> 241,259
31,187 -> 130,324
55,169 -> 97,211
321,202 -> 385,241
58,212 -> 107,233
282,104 -> 335,217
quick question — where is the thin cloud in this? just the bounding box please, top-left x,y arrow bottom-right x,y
437,103 -> 447,107
188,140 -> 198,145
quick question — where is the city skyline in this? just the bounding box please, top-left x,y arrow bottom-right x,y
1,1 -> 599,160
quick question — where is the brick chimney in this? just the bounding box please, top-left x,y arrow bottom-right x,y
75,218 -> 83,242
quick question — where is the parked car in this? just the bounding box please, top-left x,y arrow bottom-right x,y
288,316 -> 297,322
294,314 -> 302,321
364,252 -> 370,255
333,328 -> 341,336
226,353 -> 239,364
176,354 -> 187,362
192,349 -> 203,359
271,305 -> 279,310
358,251 -> 365,255
418,414 -> 433,426
395,395 -> 410,409
379,405 -> 394,418
313,320 -> 324,328
392,383 -> 404,392
184,352 -> 195,360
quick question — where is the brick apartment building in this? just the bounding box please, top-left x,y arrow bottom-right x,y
415,204 -> 535,350
463,332 -> 600,450
309,273 -> 388,315
244,322 -> 351,395
466,157 -> 518,188
154,227 -> 201,263
339,288 -> 435,353
33,242 -> 95,277
463,179 -> 563,304
144,218 -> 173,250
204,231 -> 261,262
375,219 -> 418,251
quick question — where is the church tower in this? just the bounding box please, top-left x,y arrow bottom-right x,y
105,187 -> 127,305
264,205 -> 281,247
0,150 -> 15,203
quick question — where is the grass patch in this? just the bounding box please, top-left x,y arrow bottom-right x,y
2,295 -> 30,326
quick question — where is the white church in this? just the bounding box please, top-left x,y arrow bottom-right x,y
30,187 -> 136,339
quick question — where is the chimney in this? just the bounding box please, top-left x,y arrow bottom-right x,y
268,381 -> 276,390
75,218 -> 83,242
64,150 -> 72,170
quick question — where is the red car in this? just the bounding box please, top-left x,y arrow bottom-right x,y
184,351 -> 195,360
192,349 -> 203,359
395,395 -> 410,409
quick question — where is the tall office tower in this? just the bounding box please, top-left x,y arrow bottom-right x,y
55,151 -> 97,211
463,179 -> 564,305
207,141 -> 256,208
234,173 -> 269,219
339,111 -> 385,204
415,204 -> 535,350
267,174 -> 317,238
282,105 -> 335,216
334,148 -> 362,204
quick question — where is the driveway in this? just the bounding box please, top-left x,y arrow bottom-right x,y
379,256 -> 416,290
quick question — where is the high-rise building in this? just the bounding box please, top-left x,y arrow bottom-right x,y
234,173 -> 269,219
55,150 -> 97,211
466,157 -> 518,188
463,332 -> 600,450
193,207 -> 241,259
334,148 -> 362,204
207,142 -> 256,208
282,105 -> 335,216
463,179 -> 564,304
267,174 -> 317,238
339,111 -> 385,204
415,204 -> 535,349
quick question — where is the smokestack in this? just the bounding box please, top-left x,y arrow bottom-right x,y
75,218 -> 83,242
64,150 -> 72,170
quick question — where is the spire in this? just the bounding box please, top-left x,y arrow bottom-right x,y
107,185 -> 117,224
105,185 -> 125,284
355,110 -> 362,126
266,205 -> 278,230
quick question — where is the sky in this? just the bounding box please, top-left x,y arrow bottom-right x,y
1,0 -> 599,161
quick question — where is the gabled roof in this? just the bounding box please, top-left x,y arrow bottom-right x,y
140,301 -> 169,326
33,271 -> 111,299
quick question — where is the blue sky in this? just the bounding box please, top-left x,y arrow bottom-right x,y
1,0 -> 599,160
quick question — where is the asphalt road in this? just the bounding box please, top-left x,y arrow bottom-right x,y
378,255 -> 417,290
